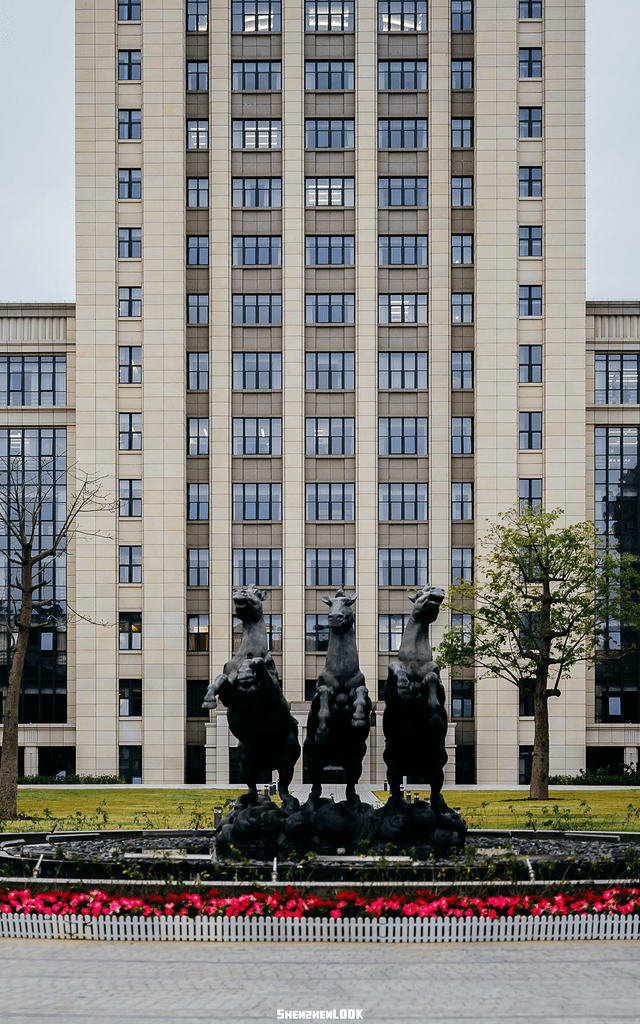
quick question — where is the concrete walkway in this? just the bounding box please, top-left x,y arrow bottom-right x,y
290,784 -> 383,807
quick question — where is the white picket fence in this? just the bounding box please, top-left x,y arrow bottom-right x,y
1,912 -> 639,943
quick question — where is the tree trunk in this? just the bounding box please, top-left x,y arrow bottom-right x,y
529,680 -> 550,800
0,573 -> 33,819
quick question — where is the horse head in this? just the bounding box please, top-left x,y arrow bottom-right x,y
408,585 -> 445,626
321,586 -> 358,634
232,585 -> 268,624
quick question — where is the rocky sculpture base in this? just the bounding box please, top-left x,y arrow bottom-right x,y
214,795 -> 467,859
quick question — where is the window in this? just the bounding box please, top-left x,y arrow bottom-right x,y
118,110 -> 141,140
119,479 -> 142,517
306,418 -> 355,455
232,61 -> 281,90
119,546 -> 142,584
233,418 -> 282,455
519,107 -> 542,138
306,294 -> 355,324
452,679 -> 473,718
0,356 -> 66,406
378,294 -> 428,324
306,1 -> 354,30
451,0 -> 473,30
188,353 -> 209,390
119,680 -> 142,718
451,60 -> 472,89
233,483 -> 282,520
519,680 -> 535,717
519,345 -> 542,383
187,680 -> 209,718
519,167 -> 542,198
306,177 -> 354,206
452,482 -> 473,520
233,549 -> 282,587
306,353 -> 355,390
119,612 -> 142,651
187,1 -> 208,31
233,177 -> 282,207
378,352 -> 427,389
378,483 -> 427,520
187,120 -> 209,149
118,51 -> 141,81
233,352 -> 282,389
118,287 -> 141,317
118,228 -> 141,258
119,745 -> 142,784
452,117 -> 473,147
118,168 -> 141,199
233,0 -> 280,31
233,119 -> 281,149
119,413 -> 142,451
306,236 -> 355,265
519,746 -> 534,786
188,483 -> 209,520
452,293 -> 473,323
187,418 -> 209,456
186,62 -> 208,92
378,61 -> 427,90
378,177 -> 428,206
452,234 -> 473,264
379,548 -> 428,587
305,120 -> 354,148
306,549 -> 355,587
379,614 -> 410,652
187,294 -> 208,324
452,417 -> 473,454
519,225 -> 542,257
520,1 -> 542,18
119,2 -> 141,19
379,417 -> 428,455
234,614 -> 282,652
452,176 -> 473,206
519,48 -> 542,78
595,354 -> 640,405
188,549 -> 209,587
379,236 -> 427,266
519,412 -> 542,450
187,178 -> 208,208
451,351 -> 473,389
306,615 -> 330,652
188,614 -> 209,651
187,236 -> 209,265
378,1 -> 427,32
519,478 -> 542,512
306,483 -> 355,521
232,294 -> 282,324
452,547 -> 473,583
378,119 -> 427,149
519,285 -> 542,316
306,61 -> 354,89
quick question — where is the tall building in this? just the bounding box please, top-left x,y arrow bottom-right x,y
10,1 -> 638,788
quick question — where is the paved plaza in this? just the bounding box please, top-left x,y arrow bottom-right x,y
0,938 -> 638,1024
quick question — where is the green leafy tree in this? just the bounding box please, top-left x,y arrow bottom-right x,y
437,507 -> 640,800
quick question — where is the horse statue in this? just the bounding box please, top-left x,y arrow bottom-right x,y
202,585 -> 300,810
304,587 -> 371,805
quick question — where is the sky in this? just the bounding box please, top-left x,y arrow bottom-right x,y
0,0 -> 638,302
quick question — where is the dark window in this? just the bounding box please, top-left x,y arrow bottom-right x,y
452,292 -> 473,323
452,678 -> 474,718
519,285 -> 542,316
1,627 -> 67,727
305,119 -> 354,148
519,166 -> 542,197
187,294 -> 208,324
233,417 -> 282,455
119,413 -> 142,451
306,1 -> 354,30
378,352 -> 427,389
519,225 -> 542,257
232,0 -> 280,31
594,354 -> 640,405
187,1 -> 208,31
379,614 -> 410,652
452,117 -> 473,147
452,234 -> 473,264
306,548 -> 355,587
118,109 -> 141,140
119,545 -> 142,584
188,353 -> 209,390
119,745 -> 142,784
119,612 -> 142,651
233,483 -> 282,520
455,745 -> 476,784
234,177 -> 282,207
519,477 -> 542,512
185,746 -> 206,783
306,293 -> 355,324
306,417 -> 355,455
452,547 -> 473,583
378,483 -> 428,520
188,483 -> 209,520
118,347 -> 142,385
188,548 -> 209,586
306,61 -> 354,89
187,62 -> 208,90
187,177 -> 209,207
306,352 -> 355,389
187,417 -> 209,455
187,236 -> 209,265
118,287 -> 141,317
119,479 -> 142,517
451,351 -> 473,389
519,47 -> 542,78
119,2 -> 141,20
519,344 -> 542,383
519,107 -> 542,138
379,293 -> 428,324
452,482 -> 473,520
118,227 -> 141,258
233,294 -> 282,324
378,61 -> 427,89
234,119 -> 282,148
118,51 -> 141,81
119,679 -> 142,717
306,236 -> 354,265
519,746 -> 533,785
306,483 -> 355,521
519,679 -> 535,717
451,60 -> 473,89
451,1 -> 473,30
452,416 -> 473,454
378,176 -> 427,206
451,175 -> 473,206
379,118 -> 427,148
520,1 -> 542,18
379,235 -> 427,265
378,1 -> 427,32
379,417 -> 428,455
233,549 -> 282,586
234,613 -> 282,652
118,168 -> 141,199
187,120 -> 209,149
379,548 -> 428,586
305,679 -> 318,701
188,614 -> 209,651
187,680 -> 209,718
519,412 -> 542,449
0,356 -> 66,406
232,61 -> 281,89
306,614 -> 330,652
233,352 -> 282,389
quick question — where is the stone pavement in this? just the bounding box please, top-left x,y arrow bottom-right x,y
290,784 -> 383,807
0,938 -> 638,1024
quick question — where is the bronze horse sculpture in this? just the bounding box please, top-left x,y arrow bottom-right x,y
202,586 -> 300,810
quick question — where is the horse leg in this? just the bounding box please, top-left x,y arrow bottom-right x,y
201,672 -> 227,710
429,765 -> 448,819
386,765 -> 405,807
345,746 -> 364,804
303,739 -> 324,806
351,684 -> 369,729
316,685 -> 331,742
277,728 -> 301,811
236,743 -> 259,808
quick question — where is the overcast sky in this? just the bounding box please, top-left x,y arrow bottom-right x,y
0,0 -> 638,302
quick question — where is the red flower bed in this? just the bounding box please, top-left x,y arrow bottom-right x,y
1,887 -> 639,920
